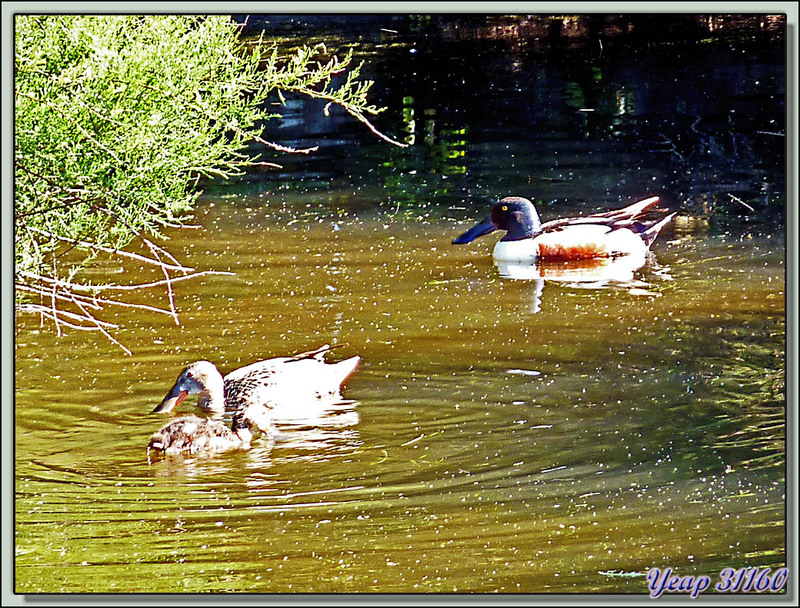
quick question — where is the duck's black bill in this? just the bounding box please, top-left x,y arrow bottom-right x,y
152,386 -> 189,413
452,216 -> 497,244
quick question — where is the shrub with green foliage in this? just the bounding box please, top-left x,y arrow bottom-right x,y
14,15 -> 402,351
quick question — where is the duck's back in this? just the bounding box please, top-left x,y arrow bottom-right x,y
222,354 -> 360,411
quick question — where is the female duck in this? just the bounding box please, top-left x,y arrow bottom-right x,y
452,196 -> 675,262
148,402 -> 273,455
152,344 -> 360,415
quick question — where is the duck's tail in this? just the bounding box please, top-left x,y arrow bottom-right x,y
288,344 -> 360,386
603,197 -> 675,248
640,212 -> 677,248
334,355 -> 361,385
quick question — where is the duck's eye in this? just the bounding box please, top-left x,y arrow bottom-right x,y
501,205 -> 508,211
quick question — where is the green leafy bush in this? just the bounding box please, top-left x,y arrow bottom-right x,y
14,15 -> 402,351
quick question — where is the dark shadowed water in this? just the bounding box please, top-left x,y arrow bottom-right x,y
14,14 -> 786,595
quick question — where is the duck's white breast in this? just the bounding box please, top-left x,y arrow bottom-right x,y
492,238 -> 540,262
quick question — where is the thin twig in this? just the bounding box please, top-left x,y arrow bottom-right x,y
18,304 -> 119,331
144,239 -> 179,325
25,226 -> 195,272
351,109 -> 409,148
17,283 -> 188,317
71,295 -> 132,355
292,86 -> 408,148
250,133 -> 319,154
50,252 -> 61,337
18,269 -> 233,292
728,193 -> 755,213
232,160 -> 285,168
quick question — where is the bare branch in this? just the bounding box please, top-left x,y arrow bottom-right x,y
249,133 -> 319,155
17,283 -> 172,317
349,108 -> 409,148
143,239 -> 179,325
18,303 -> 119,330
50,253 -> 62,337
728,193 -> 755,213
292,87 -> 408,148
230,159 -> 284,168
71,295 -> 132,355
25,226 -> 195,272
17,269 -> 233,293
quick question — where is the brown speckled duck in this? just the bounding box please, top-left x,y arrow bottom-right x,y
152,344 -> 360,415
148,402 -> 273,456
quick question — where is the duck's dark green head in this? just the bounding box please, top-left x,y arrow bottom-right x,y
452,197 -> 542,244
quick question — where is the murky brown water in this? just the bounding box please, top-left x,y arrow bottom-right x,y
14,197 -> 785,594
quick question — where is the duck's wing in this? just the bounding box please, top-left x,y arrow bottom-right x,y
288,343 -> 335,362
540,197 -> 670,234
223,362 -> 283,411
588,196 -> 662,221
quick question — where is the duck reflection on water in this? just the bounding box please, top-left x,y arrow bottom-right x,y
496,254 -> 667,314
495,251 -> 654,283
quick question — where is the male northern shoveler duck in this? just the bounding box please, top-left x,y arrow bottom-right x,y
152,344 -> 360,415
148,403 -> 273,455
452,196 -> 675,262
